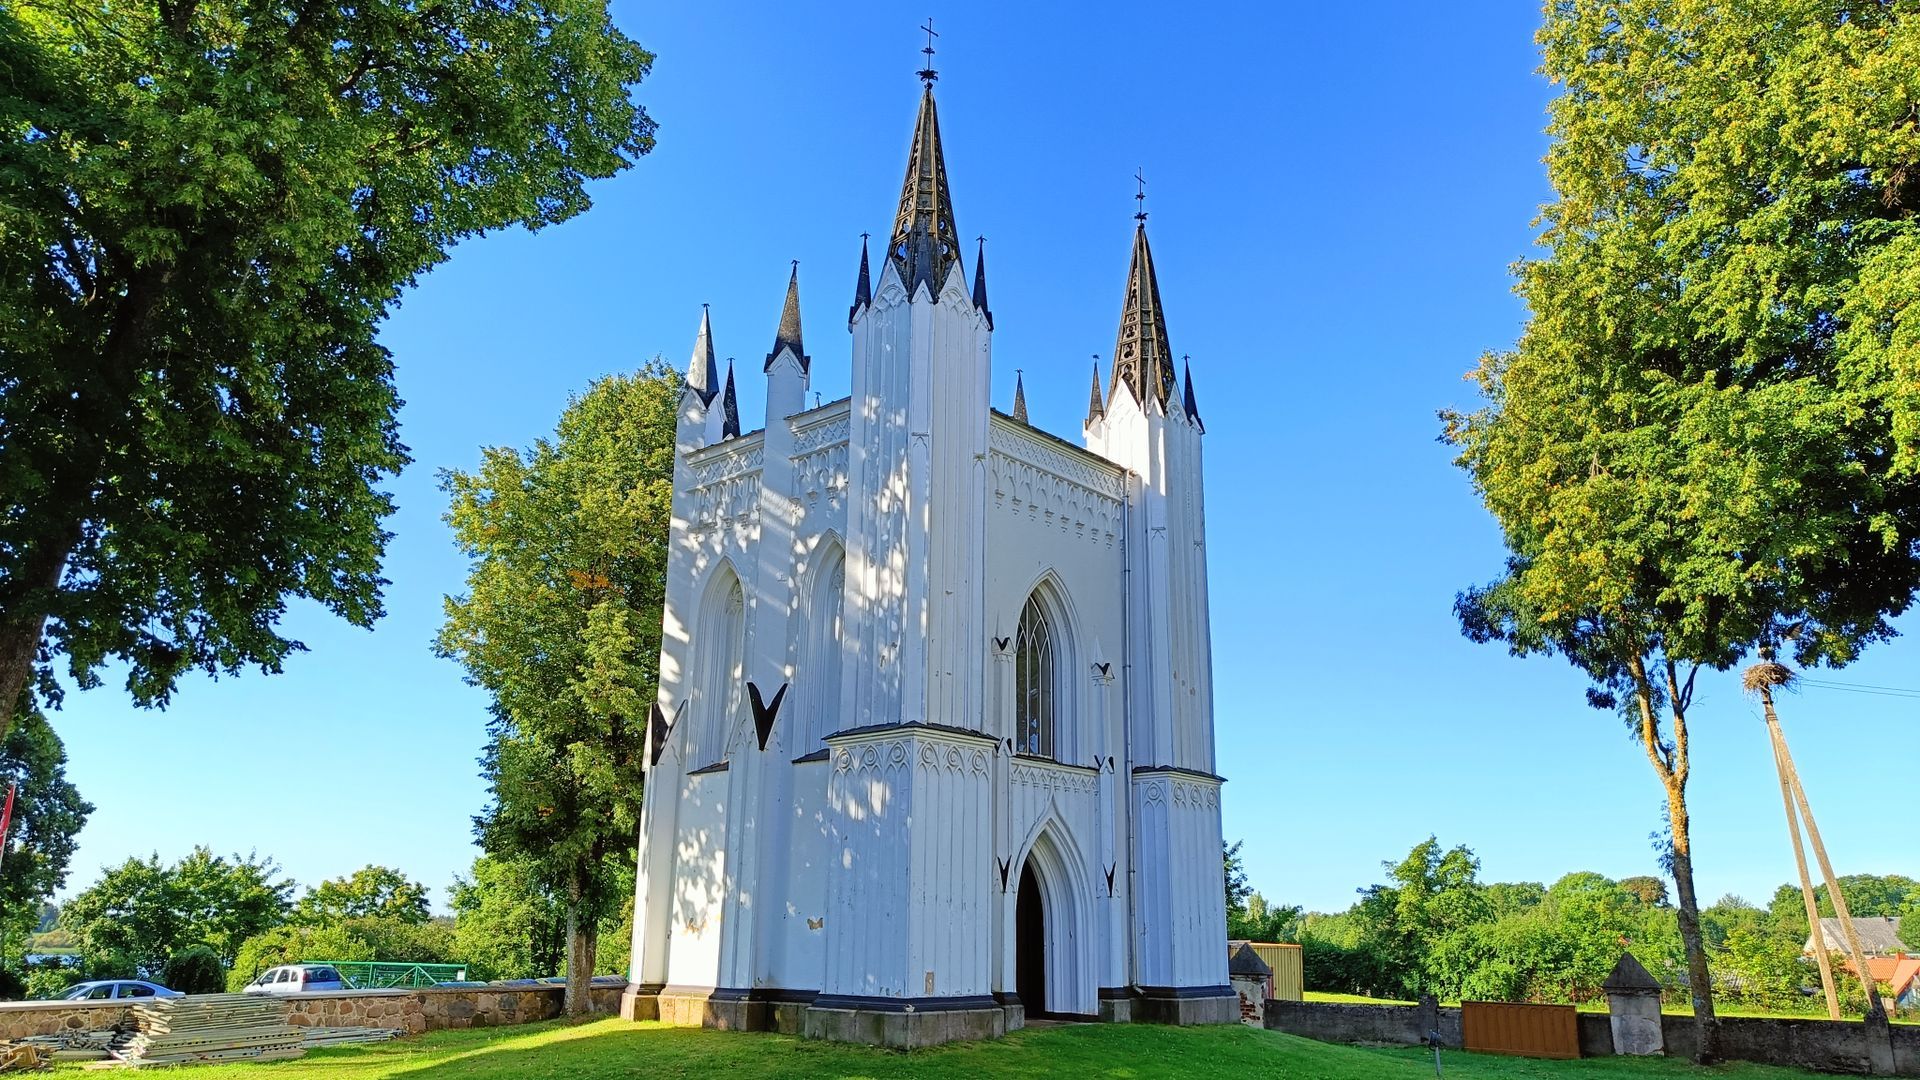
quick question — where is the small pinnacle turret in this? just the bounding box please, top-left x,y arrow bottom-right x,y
1182,358 -> 1204,433
688,305 -> 719,405
720,360 -> 741,439
1012,371 -> 1028,424
1085,360 -> 1105,426
850,235 -> 872,325
1109,221 -> 1175,410
972,237 -> 993,330
768,264 -> 808,372
891,84 -> 962,299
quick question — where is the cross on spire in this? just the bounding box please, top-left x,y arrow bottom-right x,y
918,18 -> 939,85
1134,168 -> 1148,223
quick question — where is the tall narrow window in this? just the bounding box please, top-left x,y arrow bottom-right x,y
805,550 -> 846,751
1016,593 -> 1056,758
697,574 -> 746,767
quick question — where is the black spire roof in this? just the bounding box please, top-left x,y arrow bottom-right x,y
1109,221 -> 1175,410
1012,371 -> 1028,424
1085,359 -> 1105,426
720,361 -> 740,439
1182,359 -> 1204,433
890,85 -> 962,300
849,235 -> 872,325
972,237 -> 993,330
767,264 -> 808,372
687,305 -> 719,406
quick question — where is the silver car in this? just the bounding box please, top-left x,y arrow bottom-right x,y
57,979 -> 181,1001
241,964 -> 349,994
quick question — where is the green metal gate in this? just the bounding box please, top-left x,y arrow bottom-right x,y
309,960 -> 469,989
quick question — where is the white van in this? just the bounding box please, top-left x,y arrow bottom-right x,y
241,964 -> 350,994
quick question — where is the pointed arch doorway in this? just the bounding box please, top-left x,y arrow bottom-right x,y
1012,831 -> 1096,1020
1015,863 -> 1047,1016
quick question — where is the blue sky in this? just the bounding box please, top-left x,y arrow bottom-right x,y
50,3 -> 1916,915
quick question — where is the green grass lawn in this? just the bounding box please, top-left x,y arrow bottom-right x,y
126,1017 -> 1833,1079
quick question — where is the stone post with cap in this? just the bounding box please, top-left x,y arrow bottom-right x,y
1603,951 -> 1665,1055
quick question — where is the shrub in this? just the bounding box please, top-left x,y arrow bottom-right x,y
162,946 -> 227,995
25,967 -> 78,1000
0,969 -> 26,1001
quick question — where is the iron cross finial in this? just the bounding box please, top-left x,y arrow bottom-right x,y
918,18 -> 940,85
1134,168 -> 1148,223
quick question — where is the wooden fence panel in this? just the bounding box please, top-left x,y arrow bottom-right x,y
1249,944 -> 1303,1002
1461,1001 -> 1579,1060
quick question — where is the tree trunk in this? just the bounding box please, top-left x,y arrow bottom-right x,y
1665,781 -> 1719,1062
0,527 -> 80,743
563,876 -> 599,1017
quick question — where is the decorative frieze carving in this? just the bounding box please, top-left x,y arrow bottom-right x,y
1011,759 -> 1099,795
832,734 -> 990,777
791,412 -> 851,454
794,442 -> 848,510
988,450 -> 1122,547
988,423 -> 1127,499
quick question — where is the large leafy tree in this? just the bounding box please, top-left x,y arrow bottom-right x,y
293,865 -> 431,926
61,847 -> 293,973
437,366 -> 677,1014
1445,0 -> 1920,1054
0,0 -> 656,740
0,711 -> 93,966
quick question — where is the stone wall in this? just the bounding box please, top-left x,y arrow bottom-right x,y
1263,998 -> 1461,1048
0,984 -> 622,1043
1274,999 -> 1920,1077
0,1001 -> 129,1041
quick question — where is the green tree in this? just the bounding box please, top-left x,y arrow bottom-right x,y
449,856 -> 566,982
1223,841 -> 1251,917
60,848 -> 292,973
0,711 -> 93,967
1620,877 -> 1670,908
1353,838 -> 1489,1000
437,367 -> 677,1013
161,944 -> 226,995
1445,2 -> 1920,1052
1229,891 -> 1303,944
0,0 -> 658,741
294,865 -> 430,926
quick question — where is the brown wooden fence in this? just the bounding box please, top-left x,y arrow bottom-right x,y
1461,1001 -> 1579,1059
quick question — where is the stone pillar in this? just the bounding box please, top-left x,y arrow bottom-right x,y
1228,944 -> 1271,1027
1602,952 -> 1664,1056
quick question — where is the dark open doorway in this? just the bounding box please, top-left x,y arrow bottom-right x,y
1016,861 -> 1046,1016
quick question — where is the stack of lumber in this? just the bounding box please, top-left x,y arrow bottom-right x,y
110,995 -> 304,1067
0,1029 -> 119,1065
301,1026 -> 403,1048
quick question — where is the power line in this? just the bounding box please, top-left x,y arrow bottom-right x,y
1796,678 -> 1920,700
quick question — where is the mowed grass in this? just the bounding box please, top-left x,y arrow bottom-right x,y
127,1017 -> 1833,1079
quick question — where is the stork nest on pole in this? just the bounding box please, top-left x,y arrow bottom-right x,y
1742,661 -> 1796,694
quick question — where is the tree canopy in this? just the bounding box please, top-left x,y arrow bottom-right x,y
293,865 -> 431,926
60,848 -> 293,974
437,365 -> 679,1012
1445,0 -> 1920,1045
0,0 -> 657,740
0,713 -> 92,967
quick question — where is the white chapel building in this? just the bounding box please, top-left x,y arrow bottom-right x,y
622,71 -> 1233,1048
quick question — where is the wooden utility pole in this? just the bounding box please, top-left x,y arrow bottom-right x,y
1749,663 -> 1887,1021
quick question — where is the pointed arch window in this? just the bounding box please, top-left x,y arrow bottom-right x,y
695,573 -> 746,767
1016,593 -> 1057,758
804,549 -> 846,752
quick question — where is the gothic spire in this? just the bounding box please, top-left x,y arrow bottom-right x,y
1182,357 -> 1205,433
890,84 -> 962,299
849,235 -> 872,325
720,360 -> 741,439
1012,370 -> 1028,424
972,237 -> 992,330
768,263 -> 808,372
1085,359 -> 1105,426
687,305 -> 719,405
1108,221 -> 1175,410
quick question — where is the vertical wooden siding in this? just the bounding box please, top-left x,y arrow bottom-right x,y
1248,943 -> 1303,1002
1461,1001 -> 1579,1059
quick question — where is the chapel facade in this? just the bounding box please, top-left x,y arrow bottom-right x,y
621,72 -> 1232,1048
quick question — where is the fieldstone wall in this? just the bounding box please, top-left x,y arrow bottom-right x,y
0,1001 -> 129,1041
0,984 -> 622,1042
283,985 -> 623,1034
1263,997 -> 1462,1048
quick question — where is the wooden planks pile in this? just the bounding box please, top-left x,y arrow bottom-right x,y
301,1026 -> 403,1049
111,994 -> 305,1067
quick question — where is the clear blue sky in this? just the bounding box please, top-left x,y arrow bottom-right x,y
51,3 -> 1916,915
